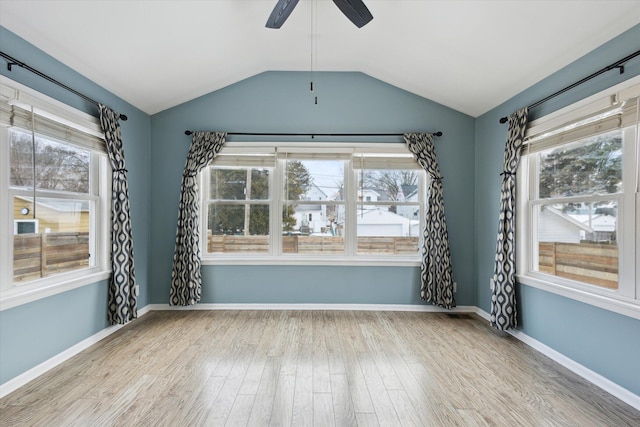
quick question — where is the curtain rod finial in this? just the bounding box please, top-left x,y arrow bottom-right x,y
434,131 -> 443,137
119,114 -> 128,121
499,116 -> 508,124
185,130 -> 193,136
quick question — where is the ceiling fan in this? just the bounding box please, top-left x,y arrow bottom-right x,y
266,0 -> 373,29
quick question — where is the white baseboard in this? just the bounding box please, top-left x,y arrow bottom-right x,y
147,303 -> 479,312
473,307 -> 640,411
0,305 -> 151,399
473,307 -> 491,321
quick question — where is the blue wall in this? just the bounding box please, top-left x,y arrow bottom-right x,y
0,280 -> 108,383
0,27 -> 151,384
474,23 -> 640,395
150,71 -> 476,306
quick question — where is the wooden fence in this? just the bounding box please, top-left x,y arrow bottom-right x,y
357,236 -> 418,255
208,233 -> 418,255
538,241 -> 618,289
13,232 -> 90,282
208,235 -> 270,253
283,236 -> 344,254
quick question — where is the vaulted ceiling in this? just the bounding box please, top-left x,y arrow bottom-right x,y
1,1 -> 639,117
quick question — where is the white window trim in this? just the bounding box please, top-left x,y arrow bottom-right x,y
0,78 -> 111,311
202,257 -> 421,267
516,75 -> 640,320
201,141 -> 424,267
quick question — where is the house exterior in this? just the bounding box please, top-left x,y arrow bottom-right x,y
358,188 -> 381,202
293,183 -> 328,233
13,196 -> 90,234
539,206 -> 616,243
396,184 -> 419,221
355,207 -> 419,237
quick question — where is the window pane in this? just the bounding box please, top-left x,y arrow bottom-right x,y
282,203 -> 344,254
13,196 -> 91,282
538,130 -> 622,199
210,168 -> 270,200
356,204 -> 419,255
285,159 -> 344,201
356,169 -> 421,255
9,129 -> 90,193
533,201 -> 618,289
207,204 -> 269,253
282,159 -> 345,255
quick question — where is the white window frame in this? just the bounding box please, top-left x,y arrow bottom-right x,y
0,77 -> 111,311
201,142 -> 425,267
204,161 -> 274,253
516,76 -> 640,320
353,159 -> 423,241
13,218 -> 39,234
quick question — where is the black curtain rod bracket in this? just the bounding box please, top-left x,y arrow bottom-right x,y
0,51 -> 127,121
184,130 -> 443,138
499,49 -> 640,124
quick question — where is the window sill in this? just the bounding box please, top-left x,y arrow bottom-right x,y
0,269 -> 111,311
516,273 -> 640,321
202,256 -> 421,267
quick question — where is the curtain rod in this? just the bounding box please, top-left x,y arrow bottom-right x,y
499,49 -> 640,124
184,131 -> 443,138
0,51 -> 128,121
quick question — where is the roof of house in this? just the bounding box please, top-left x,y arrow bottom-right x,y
15,196 -> 90,213
546,206 -> 616,233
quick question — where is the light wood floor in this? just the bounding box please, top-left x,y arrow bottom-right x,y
1,310 -> 638,426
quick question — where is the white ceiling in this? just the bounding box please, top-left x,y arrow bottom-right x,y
1,1 -> 639,117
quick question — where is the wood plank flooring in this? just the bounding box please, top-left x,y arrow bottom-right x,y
1,310 -> 638,426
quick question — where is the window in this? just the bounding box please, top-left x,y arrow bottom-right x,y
201,143 -> 425,265
281,157 -> 346,255
207,166 -> 271,254
1,78 -> 110,309
517,77 -> 640,318
354,163 -> 421,255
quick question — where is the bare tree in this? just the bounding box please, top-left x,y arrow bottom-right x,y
363,169 -> 418,201
10,131 -> 89,193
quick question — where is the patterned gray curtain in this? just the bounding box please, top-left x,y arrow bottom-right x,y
170,131 -> 226,306
404,133 -> 455,309
98,105 -> 137,325
490,107 -> 528,331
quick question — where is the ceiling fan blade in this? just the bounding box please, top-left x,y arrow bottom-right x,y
332,0 -> 373,28
266,0 -> 300,29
